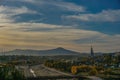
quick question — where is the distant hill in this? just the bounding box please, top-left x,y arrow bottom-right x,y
1,47 -> 80,56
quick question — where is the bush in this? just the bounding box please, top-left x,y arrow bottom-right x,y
103,69 -> 114,75
71,66 -> 78,74
0,65 -> 25,80
89,68 -> 98,75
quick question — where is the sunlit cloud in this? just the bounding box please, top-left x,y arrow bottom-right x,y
0,5 -> 38,23
0,22 -> 120,52
0,0 -> 119,52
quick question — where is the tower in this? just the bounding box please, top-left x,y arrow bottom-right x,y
90,46 -> 95,65
90,46 -> 94,58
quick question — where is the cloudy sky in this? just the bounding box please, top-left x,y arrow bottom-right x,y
0,0 -> 120,52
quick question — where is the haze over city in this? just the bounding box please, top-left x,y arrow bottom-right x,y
0,0 -> 120,52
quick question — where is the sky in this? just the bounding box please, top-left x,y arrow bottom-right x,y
0,0 -> 120,52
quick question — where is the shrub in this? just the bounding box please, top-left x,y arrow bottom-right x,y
71,66 -> 78,74
89,68 -> 98,75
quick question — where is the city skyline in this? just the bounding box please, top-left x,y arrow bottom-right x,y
0,0 -> 120,52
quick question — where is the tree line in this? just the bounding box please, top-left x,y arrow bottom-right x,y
0,64 -> 25,80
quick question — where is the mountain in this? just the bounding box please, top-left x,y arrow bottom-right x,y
1,47 -> 80,56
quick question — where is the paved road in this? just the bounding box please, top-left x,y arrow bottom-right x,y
17,65 -> 103,80
87,76 -> 103,80
29,69 -> 36,77
30,64 -> 73,77
17,65 -> 72,77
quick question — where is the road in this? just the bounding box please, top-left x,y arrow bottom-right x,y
87,76 -> 103,80
17,64 -> 72,77
30,64 -> 73,77
29,69 -> 36,77
17,65 -> 103,80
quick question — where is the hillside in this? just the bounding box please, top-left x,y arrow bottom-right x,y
1,47 -> 80,56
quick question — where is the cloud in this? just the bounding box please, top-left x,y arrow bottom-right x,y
65,9 -> 120,22
0,0 -> 119,52
0,22 -> 120,52
0,0 -> 85,24
0,22 -> 68,32
0,14 -> 14,23
0,5 -> 38,23
22,0 -> 86,12
51,1 -> 85,12
0,6 -> 37,14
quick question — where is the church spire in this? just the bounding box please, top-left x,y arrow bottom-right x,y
91,45 -> 94,57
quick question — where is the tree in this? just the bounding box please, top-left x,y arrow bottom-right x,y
89,68 -> 98,75
71,66 -> 78,74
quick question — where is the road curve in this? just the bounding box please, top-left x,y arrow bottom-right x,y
29,69 -> 36,77
30,64 -> 73,77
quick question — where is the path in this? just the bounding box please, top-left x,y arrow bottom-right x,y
87,76 -> 103,80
